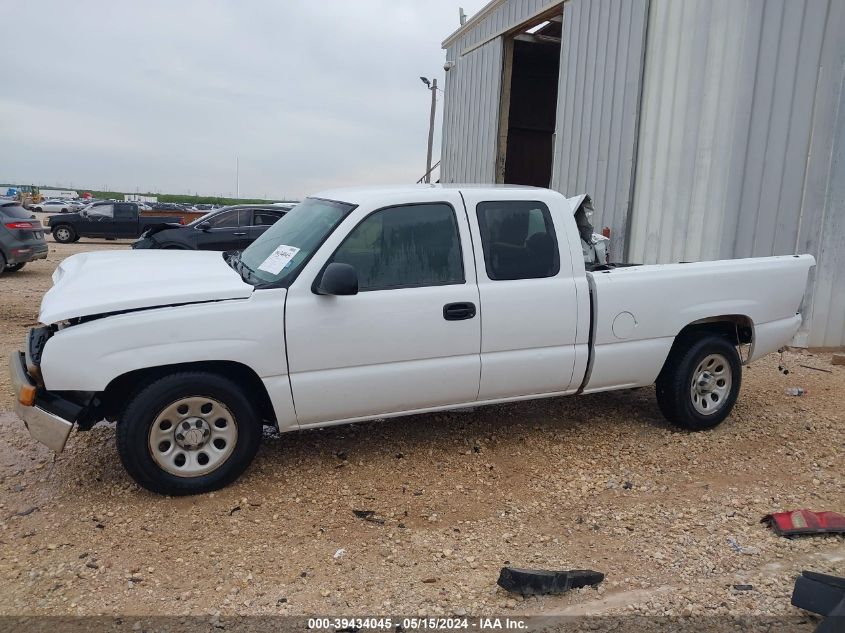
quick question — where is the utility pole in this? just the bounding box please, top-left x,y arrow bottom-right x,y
235,156 -> 240,199
421,76 -> 438,183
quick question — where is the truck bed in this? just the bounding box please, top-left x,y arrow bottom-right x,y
582,254 -> 815,393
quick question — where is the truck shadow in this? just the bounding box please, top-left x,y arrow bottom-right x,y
58,387 -> 671,494
256,386 -> 670,466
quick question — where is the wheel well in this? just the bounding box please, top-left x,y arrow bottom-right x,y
660,315 -> 753,377
90,361 -> 277,429
677,315 -> 754,346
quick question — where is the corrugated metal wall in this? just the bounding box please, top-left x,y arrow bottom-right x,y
441,0 -> 562,183
440,39 -> 503,183
440,0 -> 845,346
796,0 -> 845,347
550,0 -> 649,261
629,0 -> 845,347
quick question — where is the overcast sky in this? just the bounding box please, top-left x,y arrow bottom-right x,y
0,1 -> 485,199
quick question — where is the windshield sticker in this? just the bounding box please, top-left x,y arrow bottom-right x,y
257,245 -> 301,274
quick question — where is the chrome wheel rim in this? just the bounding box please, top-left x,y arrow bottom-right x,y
55,228 -> 70,241
690,353 -> 732,415
148,396 -> 238,477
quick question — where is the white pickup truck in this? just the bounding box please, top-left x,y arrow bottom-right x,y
10,185 -> 815,495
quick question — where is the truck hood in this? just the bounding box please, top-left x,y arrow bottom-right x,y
40,250 -> 253,324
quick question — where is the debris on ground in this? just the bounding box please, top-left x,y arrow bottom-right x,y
8,506 -> 38,518
726,537 -> 760,555
831,353 -> 845,366
496,567 -> 604,596
791,570 -> 845,632
763,510 -> 845,537
800,364 -> 833,373
352,510 -> 385,525
333,548 -> 346,559
784,387 -> 808,396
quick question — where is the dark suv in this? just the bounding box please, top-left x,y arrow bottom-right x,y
0,201 -> 48,276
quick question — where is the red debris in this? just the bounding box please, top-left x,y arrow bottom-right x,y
762,510 -> 845,537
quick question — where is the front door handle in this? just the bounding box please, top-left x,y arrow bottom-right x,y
233,232 -> 247,236
443,302 -> 476,321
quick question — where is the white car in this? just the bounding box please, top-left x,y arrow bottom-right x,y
10,185 -> 815,495
33,199 -> 81,213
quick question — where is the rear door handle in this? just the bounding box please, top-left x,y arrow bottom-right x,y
233,232 -> 247,236
443,302 -> 476,321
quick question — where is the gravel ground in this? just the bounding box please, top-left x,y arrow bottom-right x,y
0,239 -> 842,623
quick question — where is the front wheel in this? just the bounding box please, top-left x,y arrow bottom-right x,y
655,335 -> 742,430
52,225 -> 76,243
116,372 -> 262,495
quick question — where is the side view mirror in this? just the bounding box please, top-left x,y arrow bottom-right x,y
196,221 -> 211,231
316,262 -> 358,296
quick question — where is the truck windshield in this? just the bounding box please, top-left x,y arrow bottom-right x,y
238,197 -> 354,286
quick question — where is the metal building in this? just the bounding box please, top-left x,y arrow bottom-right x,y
440,0 -> 845,348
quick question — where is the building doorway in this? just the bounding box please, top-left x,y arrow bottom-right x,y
496,14 -> 562,187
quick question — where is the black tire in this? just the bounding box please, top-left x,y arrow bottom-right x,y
116,371 -> 262,495
5,263 -> 25,272
0,252 -> 5,277
655,334 -> 742,430
52,224 -> 76,243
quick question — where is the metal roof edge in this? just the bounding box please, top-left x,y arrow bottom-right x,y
441,0 -> 506,49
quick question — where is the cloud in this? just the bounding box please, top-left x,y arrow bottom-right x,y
0,0 -> 485,199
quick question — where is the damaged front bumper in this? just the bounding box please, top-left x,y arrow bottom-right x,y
8,351 -> 78,453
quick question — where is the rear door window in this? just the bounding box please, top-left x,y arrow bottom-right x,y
252,210 -> 283,226
113,204 -> 135,219
476,201 -> 559,280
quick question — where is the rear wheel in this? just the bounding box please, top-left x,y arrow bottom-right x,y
116,372 -> 262,495
0,252 -> 5,277
655,335 -> 741,430
52,225 -> 76,243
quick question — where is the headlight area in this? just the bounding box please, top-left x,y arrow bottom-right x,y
25,325 -> 54,386
23,324 -> 114,432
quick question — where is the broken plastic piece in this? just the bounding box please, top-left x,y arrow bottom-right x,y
762,510 -> 845,537
497,567 -> 604,596
791,570 -> 845,632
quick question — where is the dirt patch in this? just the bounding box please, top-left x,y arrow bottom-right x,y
0,240 -> 842,618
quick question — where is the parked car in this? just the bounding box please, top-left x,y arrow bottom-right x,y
132,204 -> 293,251
10,185 -> 815,495
45,201 -> 183,243
150,202 -> 187,212
33,199 -> 75,214
0,201 -> 48,275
